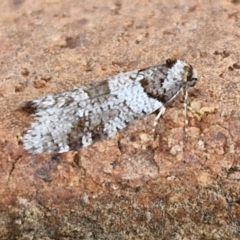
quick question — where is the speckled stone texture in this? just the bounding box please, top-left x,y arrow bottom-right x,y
0,0 -> 240,239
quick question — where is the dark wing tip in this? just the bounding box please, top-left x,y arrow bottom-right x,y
166,59 -> 177,68
19,100 -> 37,114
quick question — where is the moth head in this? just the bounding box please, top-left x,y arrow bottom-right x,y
184,64 -> 198,87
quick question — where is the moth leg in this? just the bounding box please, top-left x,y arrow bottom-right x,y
152,106 -> 166,135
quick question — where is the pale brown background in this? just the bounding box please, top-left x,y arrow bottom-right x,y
0,0 -> 240,239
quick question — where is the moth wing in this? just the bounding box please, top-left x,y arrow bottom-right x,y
23,70 -> 163,153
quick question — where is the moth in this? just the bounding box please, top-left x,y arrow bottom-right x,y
21,59 -> 198,154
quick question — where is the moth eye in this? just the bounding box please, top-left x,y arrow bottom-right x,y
187,73 -> 192,81
186,67 -> 193,81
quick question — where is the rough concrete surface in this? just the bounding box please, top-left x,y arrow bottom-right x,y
0,0 -> 240,239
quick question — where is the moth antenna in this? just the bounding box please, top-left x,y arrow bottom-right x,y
183,87 -> 189,140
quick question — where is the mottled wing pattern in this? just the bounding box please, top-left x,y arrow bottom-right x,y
22,59 -> 198,154
22,70 -> 163,153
